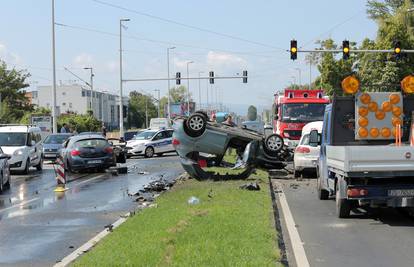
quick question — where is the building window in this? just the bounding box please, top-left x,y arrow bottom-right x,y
69,103 -> 72,108
111,105 -> 115,123
62,102 -> 66,106
87,91 -> 91,97
82,90 -> 86,97
32,91 -> 38,98
62,92 -> 66,96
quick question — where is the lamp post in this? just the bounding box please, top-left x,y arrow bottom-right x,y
198,71 -> 203,109
51,0 -> 57,133
83,67 -> 94,113
119,18 -> 130,138
154,89 -> 160,117
167,46 -> 175,119
186,61 -> 194,115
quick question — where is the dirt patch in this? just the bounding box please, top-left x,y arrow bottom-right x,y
191,209 -> 209,217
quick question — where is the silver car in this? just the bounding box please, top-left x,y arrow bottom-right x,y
173,112 -> 291,180
0,147 -> 11,192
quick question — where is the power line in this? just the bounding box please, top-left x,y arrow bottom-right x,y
91,0 -> 285,51
55,22 -> 282,57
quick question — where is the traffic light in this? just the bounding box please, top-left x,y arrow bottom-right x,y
342,40 -> 350,60
394,40 -> 402,59
242,70 -> 248,83
290,40 -> 297,60
209,71 -> 215,84
176,72 -> 181,85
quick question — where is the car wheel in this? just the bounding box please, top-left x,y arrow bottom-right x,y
194,110 -> 209,121
317,176 -> 329,200
156,153 -> 163,157
263,134 -> 284,156
336,184 -> 351,218
36,157 -> 43,171
185,113 -> 207,137
145,147 -> 154,158
22,159 -> 30,175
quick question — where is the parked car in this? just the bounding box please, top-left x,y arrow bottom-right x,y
172,112 -> 291,180
0,125 -> 43,174
126,129 -> 174,158
60,134 -> 115,172
0,147 -> 11,192
42,133 -> 72,161
293,121 -> 323,178
124,130 -> 142,142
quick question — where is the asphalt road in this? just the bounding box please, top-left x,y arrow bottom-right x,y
0,154 -> 183,267
273,176 -> 414,267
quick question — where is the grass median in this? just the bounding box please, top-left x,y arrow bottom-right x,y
74,169 -> 281,266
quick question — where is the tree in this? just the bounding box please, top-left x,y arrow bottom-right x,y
58,113 -> 101,133
20,107 -> 51,124
247,105 -> 257,121
128,91 -> 157,129
159,86 -> 192,117
0,60 -> 32,122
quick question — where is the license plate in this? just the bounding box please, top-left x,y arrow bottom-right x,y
88,160 -> 102,164
388,189 -> 414,197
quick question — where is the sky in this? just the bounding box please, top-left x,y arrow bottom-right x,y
0,0 -> 378,115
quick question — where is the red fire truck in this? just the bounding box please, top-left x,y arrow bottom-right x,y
273,89 -> 329,146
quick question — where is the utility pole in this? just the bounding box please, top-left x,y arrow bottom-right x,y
51,0 -> 57,133
119,18 -> 130,138
145,96 -> 148,128
295,68 -> 302,85
167,47 -> 175,120
198,71 -> 203,109
186,61 -> 193,115
84,67 -> 94,112
154,89 -> 160,117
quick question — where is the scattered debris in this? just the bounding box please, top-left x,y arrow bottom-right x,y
290,183 -> 299,189
143,178 -> 174,192
240,182 -> 261,191
208,189 -> 213,199
188,196 -> 200,205
104,224 -> 114,232
69,245 -> 74,249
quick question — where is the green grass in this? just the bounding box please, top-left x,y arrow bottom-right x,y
74,171 -> 281,267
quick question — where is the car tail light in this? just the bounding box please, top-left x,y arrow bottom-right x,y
105,147 -> 113,154
295,146 -> 310,153
347,188 -> 368,197
71,149 -> 81,156
172,138 -> 180,146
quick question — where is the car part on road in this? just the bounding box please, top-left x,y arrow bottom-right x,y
240,182 -> 261,191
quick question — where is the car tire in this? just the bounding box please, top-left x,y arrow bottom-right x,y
194,110 -> 209,121
35,157 -> 43,171
317,176 -> 329,200
156,153 -> 163,157
145,147 -> 155,158
185,113 -> 207,137
263,134 -> 284,156
22,159 -> 30,175
336,184 -> 351,218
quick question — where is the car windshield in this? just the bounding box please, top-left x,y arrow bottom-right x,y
0,133 -> 27,146
282,103 -> 326,122
44,135 -> 70,144
75,139 -> 108,148
132,131 -> 157,140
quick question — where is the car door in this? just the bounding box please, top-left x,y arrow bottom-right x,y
152,131 -> 168,153
165,130 -> 174,152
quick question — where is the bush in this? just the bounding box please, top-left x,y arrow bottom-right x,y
58,113 -> 101,133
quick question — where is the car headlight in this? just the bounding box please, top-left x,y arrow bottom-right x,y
14,149 -> 24,156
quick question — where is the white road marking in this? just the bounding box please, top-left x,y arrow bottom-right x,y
54,212 -> 130,267
273,181 -> 310,267
73,174 -> 106,187
0,197 -> 40,213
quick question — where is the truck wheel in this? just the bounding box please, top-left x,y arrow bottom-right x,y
263,134 -> 284,156
185,113 -> 207,137
336,185 -> 351,218
317,177 -> 329,200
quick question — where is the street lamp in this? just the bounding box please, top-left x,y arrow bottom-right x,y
167,46 -> 176,120
154,89 -> 160,117
186,61 -> 194,115
119,18 -> 130,138
83,67 -> 94,113
51,0 -> 57,133
198,71 -> 204,109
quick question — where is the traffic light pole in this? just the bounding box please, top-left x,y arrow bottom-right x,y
290,49 -> 414,53
122,75 -> 247,82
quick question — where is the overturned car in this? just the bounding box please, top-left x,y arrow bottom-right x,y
172,112 -> 292,180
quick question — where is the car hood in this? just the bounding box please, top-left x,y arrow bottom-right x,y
127,140 -> 148,147
1,146 -> 26,155
43,143 -> 63,150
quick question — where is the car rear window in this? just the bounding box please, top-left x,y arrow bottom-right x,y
44,135 -> 70,144
75,139 -> 108,148
300,134 -> 310,145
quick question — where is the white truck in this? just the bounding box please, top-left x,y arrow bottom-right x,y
311,84 -> 414,218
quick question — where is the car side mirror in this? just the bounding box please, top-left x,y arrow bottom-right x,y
309,130 -> 320,147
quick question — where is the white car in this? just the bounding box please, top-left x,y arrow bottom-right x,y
293,121 -> 323,178
126,129 -> 175,158
0,125 -> 44,174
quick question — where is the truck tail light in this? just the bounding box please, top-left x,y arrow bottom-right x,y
71,149 -> 81,156
347,188 -> 368,197
172,138 -> 180,146
295,146 -> 310,153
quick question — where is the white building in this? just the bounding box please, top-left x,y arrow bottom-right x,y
32,84 -> 129,130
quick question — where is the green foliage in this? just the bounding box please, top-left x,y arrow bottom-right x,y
128,91 -> 157,128
247,105 -> 257,121
58,113 -> 101,133
159,86 -> 192,118
0,60 -> 32,123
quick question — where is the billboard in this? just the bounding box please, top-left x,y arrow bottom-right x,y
166,102 -> 196,118
31,115 -> 53,132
